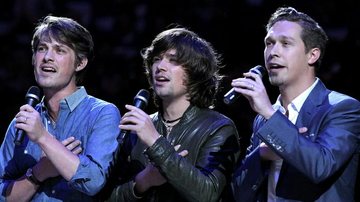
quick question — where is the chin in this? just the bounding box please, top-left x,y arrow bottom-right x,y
269,77 -> 283,87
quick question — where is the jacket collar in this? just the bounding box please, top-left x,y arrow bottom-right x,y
296,79 -> 330,127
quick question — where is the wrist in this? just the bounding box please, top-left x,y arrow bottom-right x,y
146,133 -> 161,147
134,173 -> 148,195
32,163 -> 46,182
35,131 -> 51,145
132,181 -> 144,198
26,167 -> 42,186
263,108 -> 276,120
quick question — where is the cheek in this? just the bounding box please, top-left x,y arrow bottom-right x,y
62,57 -> 77,70
179,75 -> 188,91
264,48 -> 268,56
33,54 -> 42,65
288,52 -> 304,68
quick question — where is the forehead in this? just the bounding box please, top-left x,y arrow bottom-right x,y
37,29 -> 72,46
266,20 -> 303,40
164,49 -> 176,56
38,36 -> 73,50
38,34 -> 60,44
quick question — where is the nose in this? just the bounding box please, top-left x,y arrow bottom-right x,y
268,43 -> 280,58
155,58 -> 167,72
43,50 -> 54,62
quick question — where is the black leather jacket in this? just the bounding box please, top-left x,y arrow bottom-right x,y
102,105 -> 240,202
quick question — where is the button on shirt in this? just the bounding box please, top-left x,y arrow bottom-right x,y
0,87 -> 121,201
267,78 -> 319,202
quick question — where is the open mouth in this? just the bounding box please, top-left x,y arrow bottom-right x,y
155,76 -> 169,84
41,65 -> 56,73
268,63 -> 285,70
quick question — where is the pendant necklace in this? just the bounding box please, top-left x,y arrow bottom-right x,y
161,116 -> 182,135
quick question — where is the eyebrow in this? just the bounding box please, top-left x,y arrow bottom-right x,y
38,41 -> 70,49
162,52 -> 177,59
280,35 -> 296,41
265,34 -> 296,42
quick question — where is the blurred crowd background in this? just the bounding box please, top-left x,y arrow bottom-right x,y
1,0 -> 359,156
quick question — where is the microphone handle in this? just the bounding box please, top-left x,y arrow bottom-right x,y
223,88 -> 239,105
14,129 -> 25,146
14,98 -> 38,145
117,130 -> 129,145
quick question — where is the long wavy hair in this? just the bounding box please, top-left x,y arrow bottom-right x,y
141,27 -> 223,109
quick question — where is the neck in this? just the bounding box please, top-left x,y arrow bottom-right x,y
43,85 -> 78,121
162,98 -> 190,122
279,77 -> 316,107
162,115 -> 182,124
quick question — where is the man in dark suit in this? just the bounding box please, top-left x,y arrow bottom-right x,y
231,6 -> 360,201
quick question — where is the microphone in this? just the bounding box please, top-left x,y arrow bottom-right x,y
117,89 -> 150,143
14,86 -> 42,145
223,65 -> 266,105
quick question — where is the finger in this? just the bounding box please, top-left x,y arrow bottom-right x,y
174,144 -> 181,151
125,105 -> 147,116
260,142 -> 268,148
41,151 -> 46,157
119,124 -> 136,133
15,113 -> 24,121
234,78 -> 256,89
16,116 -> 26,123
178,150 -> 188,157
61,136 -> 75,146
125,104 -> 138,111
72,147 -> 82,155
298,127 -> 308,134
66,140 -> 81,150
120,115 -> 133,125
120,110 -> 144,125
244,72 -> 262,81
243,72 -> 265,89
119,118 -> 140,133
19,104 -> 35,112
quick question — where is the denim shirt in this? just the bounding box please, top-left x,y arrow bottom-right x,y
0,87 -> 121,201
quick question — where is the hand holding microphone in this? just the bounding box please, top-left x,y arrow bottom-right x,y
117,89 -> 150,145
224,65 -> 276,119
14,86 -> 42,145
223,65 -> 266,105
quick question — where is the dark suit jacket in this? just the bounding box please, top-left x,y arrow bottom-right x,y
232,80 -> 360,202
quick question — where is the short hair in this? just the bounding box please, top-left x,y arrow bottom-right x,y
266,7 -> 328,69
31,15 -> 94,84
141,27 -> 223,108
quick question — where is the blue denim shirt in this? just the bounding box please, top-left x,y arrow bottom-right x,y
0,87 -> 121,201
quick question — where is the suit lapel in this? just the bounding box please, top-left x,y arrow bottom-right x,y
296,80 -> 329,130
277,80 -> 331,199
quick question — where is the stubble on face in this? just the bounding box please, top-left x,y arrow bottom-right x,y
33,38 -> 78,91
264,21 -> 307,89
152,49 -> 188,102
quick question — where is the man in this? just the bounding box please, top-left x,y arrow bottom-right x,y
100,27 -> 240,201
231,7 -> 360,202
0,16 -> 121,201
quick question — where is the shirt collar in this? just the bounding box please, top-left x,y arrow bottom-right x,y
40,86 -> 87,112
273,78 -> 319,113
62,86 -> 87,112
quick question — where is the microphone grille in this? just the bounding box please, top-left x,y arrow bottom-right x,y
250,65 -> 266,78
26,86 -> 41,101
134,89 -> 150,106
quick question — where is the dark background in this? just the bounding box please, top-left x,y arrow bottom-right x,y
1,0 -> 359,158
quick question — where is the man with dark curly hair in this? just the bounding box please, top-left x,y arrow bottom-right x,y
100,27 -> 240,202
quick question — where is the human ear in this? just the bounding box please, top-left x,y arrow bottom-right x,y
307,48 -> 320,65
76,58 -> 88,71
